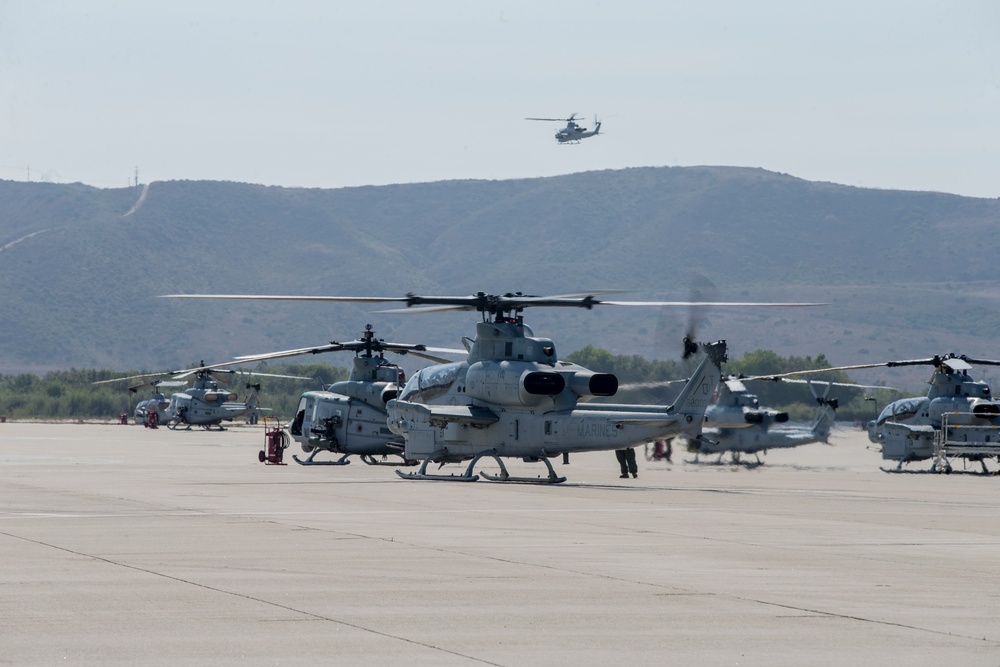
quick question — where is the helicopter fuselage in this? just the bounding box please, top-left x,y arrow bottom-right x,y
869,370 -> 1000,462
133,393 -> 170,424
704,384 -> 790,429
387,320 -> 721,462
165,387 -> 248,426
289,382 -> 402,457
689,413 -> 834,457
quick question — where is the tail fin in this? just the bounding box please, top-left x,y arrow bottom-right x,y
669,340 -> 726,434
807,380 -> 837,442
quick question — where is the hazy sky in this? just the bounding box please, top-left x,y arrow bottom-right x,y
2,1 -> 998,197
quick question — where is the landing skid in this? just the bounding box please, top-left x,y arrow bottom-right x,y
395,449 -> 566,484
291,450 -> 416,466
478,454 -> 566,484
293,450 -> 351,466
687,452 -> 763,467
880,457 -> 928,473
927,457 -> 997,475
361,454 -> 417,467
165,421 -> 225,431
396,449 -> 479,481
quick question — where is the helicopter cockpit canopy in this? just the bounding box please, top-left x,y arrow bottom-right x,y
400,362 -> 464,403
876,397 -> 924,426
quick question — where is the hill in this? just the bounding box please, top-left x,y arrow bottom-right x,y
2,167 -> 999,391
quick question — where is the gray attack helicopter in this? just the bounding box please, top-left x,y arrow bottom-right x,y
162,291 -> 824,483
625,375 -> 882,465
230,324 -> 466,466
681,378 -> 841,465
754,354 -> 1000,474
96,363 -> 311,430
128,380 -> 186,427
526,113 -> 602,143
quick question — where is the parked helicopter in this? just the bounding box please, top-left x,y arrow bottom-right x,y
231,324 -> 466,466
525,113 -> 602,143
162,291 -> 824,483
96,363 -> 310,430
129,380 -> 185,427
625,374 -> 881,465
753,354 -> 1000,473
683,378 -> 841,465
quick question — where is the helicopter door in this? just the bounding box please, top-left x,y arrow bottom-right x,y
291,397 -> 308,436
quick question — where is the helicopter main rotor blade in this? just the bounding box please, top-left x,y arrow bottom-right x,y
602,301 -> 826,307
238,371 -> 314,381
619,376 -> 893,392
128,380 -> 186,393
94,371 -> 172,385
161,294 -> 406,303
407,350 -> 460,364
776,378 -> 895,390
233,340 -> 467,363
93,355 -> 309,386
162,292 -> 827,313
958,356 -> 1000,366
172,367 -> 237,379
740,363 -> 893,382
234,343 -> 353,361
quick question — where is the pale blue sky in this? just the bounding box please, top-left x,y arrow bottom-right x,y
1,0 -> 998,196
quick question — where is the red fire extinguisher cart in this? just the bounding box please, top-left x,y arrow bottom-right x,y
258,417 -> 289,465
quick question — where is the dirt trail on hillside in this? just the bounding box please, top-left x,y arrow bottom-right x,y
123,182 -> 150,217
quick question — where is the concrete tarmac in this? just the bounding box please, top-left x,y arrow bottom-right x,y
2,422 -> 999,666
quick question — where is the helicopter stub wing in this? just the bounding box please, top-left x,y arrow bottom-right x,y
393,401 -> 499,428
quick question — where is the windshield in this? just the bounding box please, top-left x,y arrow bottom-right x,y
877,397 -> 924,424
400,362 -> 463,403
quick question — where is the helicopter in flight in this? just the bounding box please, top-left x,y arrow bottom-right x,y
231,324 -> 466,466
525,113 -> 602,143
97,363 -> 310,430
162,290 -> 823,483
755,354 -> 1000,473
